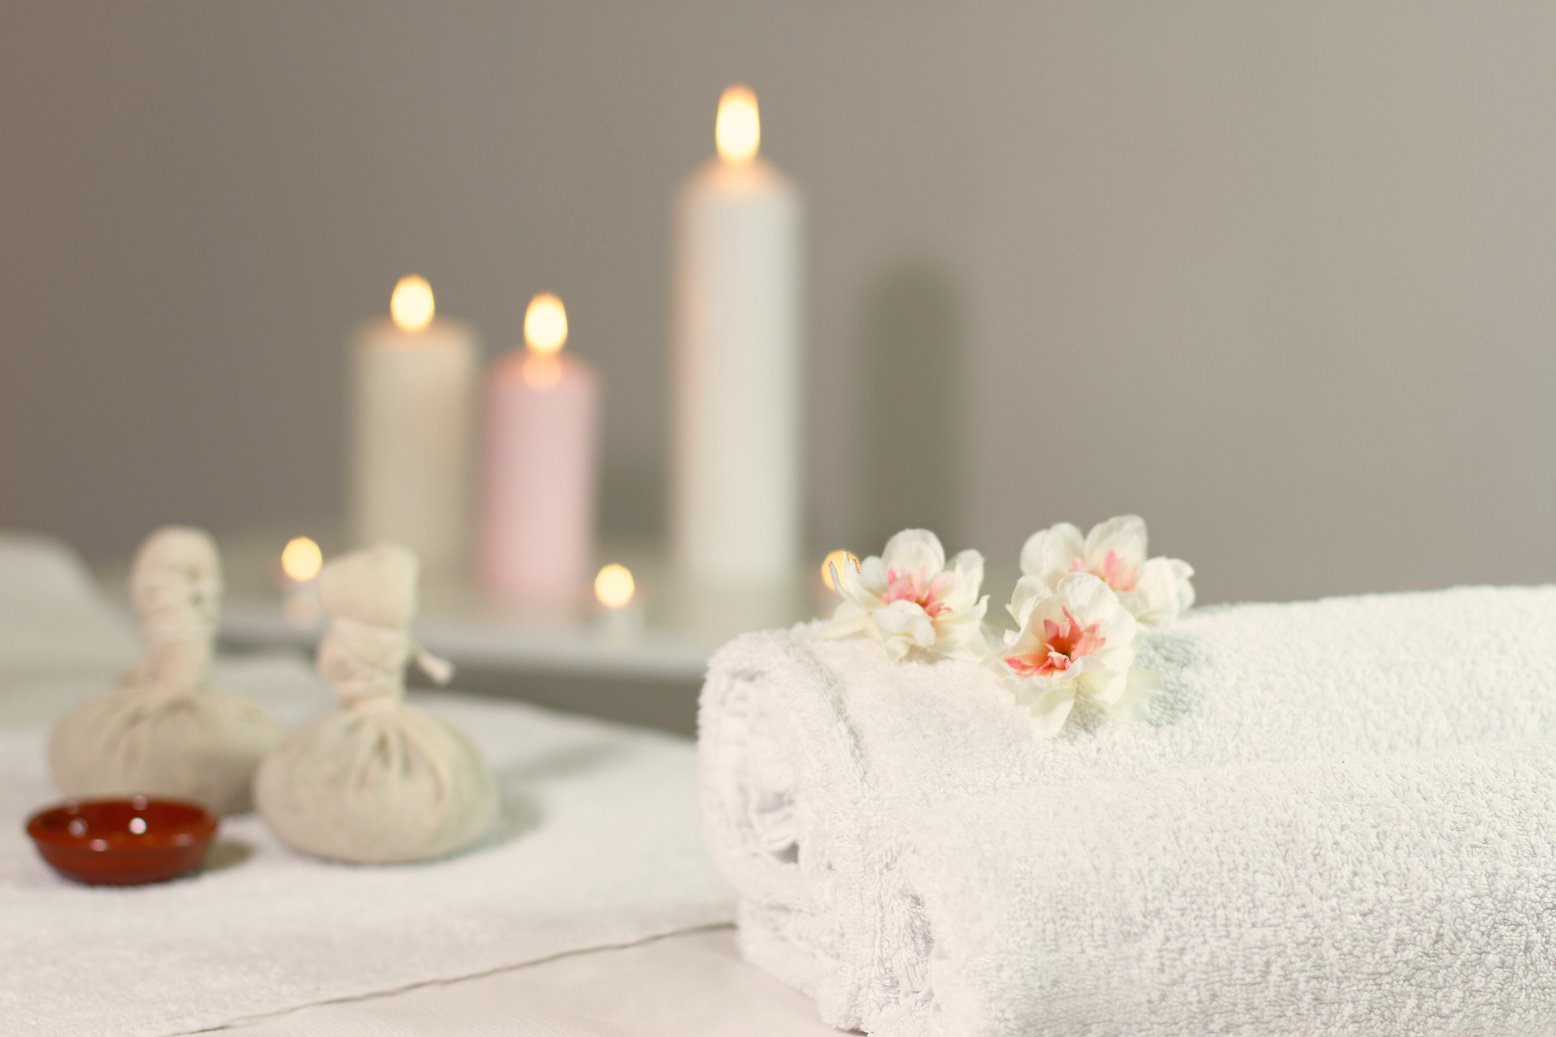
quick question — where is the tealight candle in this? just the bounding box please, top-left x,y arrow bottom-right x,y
593,562 -> 643,638
481,293 -> 599,606
673,84 -> 803,587
279,536 -> 324,630
281,536 -> 323,583
348,275 -> 478,577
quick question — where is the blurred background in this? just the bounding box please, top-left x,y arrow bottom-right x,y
2,2 -> 1554,632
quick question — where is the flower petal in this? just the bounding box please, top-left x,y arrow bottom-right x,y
1122,556 -> 1196,625
935,597 -> 990,659
843,554 -> 889,604
1083,514 -> 1148,567
1112,667 -> 1163,723
873,599 -> 936,655
1053,571 -> 1123,627
1019,522 -> 1084,588
1006,574 -> 1049,628
939,549 -> 986,612
1080,664 -> 1130,706
880,529 -> 946,581
823,600 -> 872,640
1012,678 -> 1077,738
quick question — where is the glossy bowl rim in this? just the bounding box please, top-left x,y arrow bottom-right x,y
25,795 -> 218,852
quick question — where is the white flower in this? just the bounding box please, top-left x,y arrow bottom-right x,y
1111,667 -> 1164,725
996,572 -> 1139,737
825,529 -> 988,661
1019,514 -> 1194,626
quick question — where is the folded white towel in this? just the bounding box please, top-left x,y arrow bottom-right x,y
699,586 -> 1556,1033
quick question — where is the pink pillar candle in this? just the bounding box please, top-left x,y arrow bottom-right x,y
481,293 -> 599,606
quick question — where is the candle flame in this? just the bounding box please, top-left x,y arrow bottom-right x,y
594,563 -> 636,610
821,550 -> 860,592
390,275 -> 435,333
524,292 -> 568,355
281,536 -> 324,583
715,84 -> 760,165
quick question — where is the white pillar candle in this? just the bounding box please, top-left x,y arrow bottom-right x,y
673,84 -> 803,587
481,292 -> 599,606
349,275 -> 478,578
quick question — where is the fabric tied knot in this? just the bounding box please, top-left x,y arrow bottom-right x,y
320,616 -> 453,709
129,560 -> 221,693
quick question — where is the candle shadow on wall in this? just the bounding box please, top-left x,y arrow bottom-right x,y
854,262 -> 967,547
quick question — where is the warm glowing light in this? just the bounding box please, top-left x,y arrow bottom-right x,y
524,293 -> 568,354
715,84 -> 760,165
821,550 -> 860,592
594,563 -> 636,609
390,275 -> 435,333
281,536 -> 324,583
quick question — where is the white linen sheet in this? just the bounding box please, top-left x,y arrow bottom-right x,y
0,533 -> 735,1037
218,927 -> 834,1037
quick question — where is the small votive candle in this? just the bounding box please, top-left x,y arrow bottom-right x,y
280,536 -> 324,630
593,563 -> 643,638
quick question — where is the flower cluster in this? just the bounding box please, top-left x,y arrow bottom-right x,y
1019,515 -> 1194,627
825,529 -> 988,662
823,515 -> 1193,738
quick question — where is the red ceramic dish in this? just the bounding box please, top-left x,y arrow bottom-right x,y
25,795 -> 218,885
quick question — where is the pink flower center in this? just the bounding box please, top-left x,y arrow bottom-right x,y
1072,550 -> 1139,593
1004,608 -> 1106,677
883,568 -> 951,619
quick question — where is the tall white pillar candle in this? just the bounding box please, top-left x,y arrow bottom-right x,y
673,84 -> 803,587
349,275 -> 478,577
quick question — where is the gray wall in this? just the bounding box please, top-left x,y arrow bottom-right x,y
3,1 -> 1554,604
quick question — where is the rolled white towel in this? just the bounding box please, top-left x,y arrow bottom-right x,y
893,738 -> 1556,1036
698,585 -> 1556,1031
698,628 -> 867,1011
